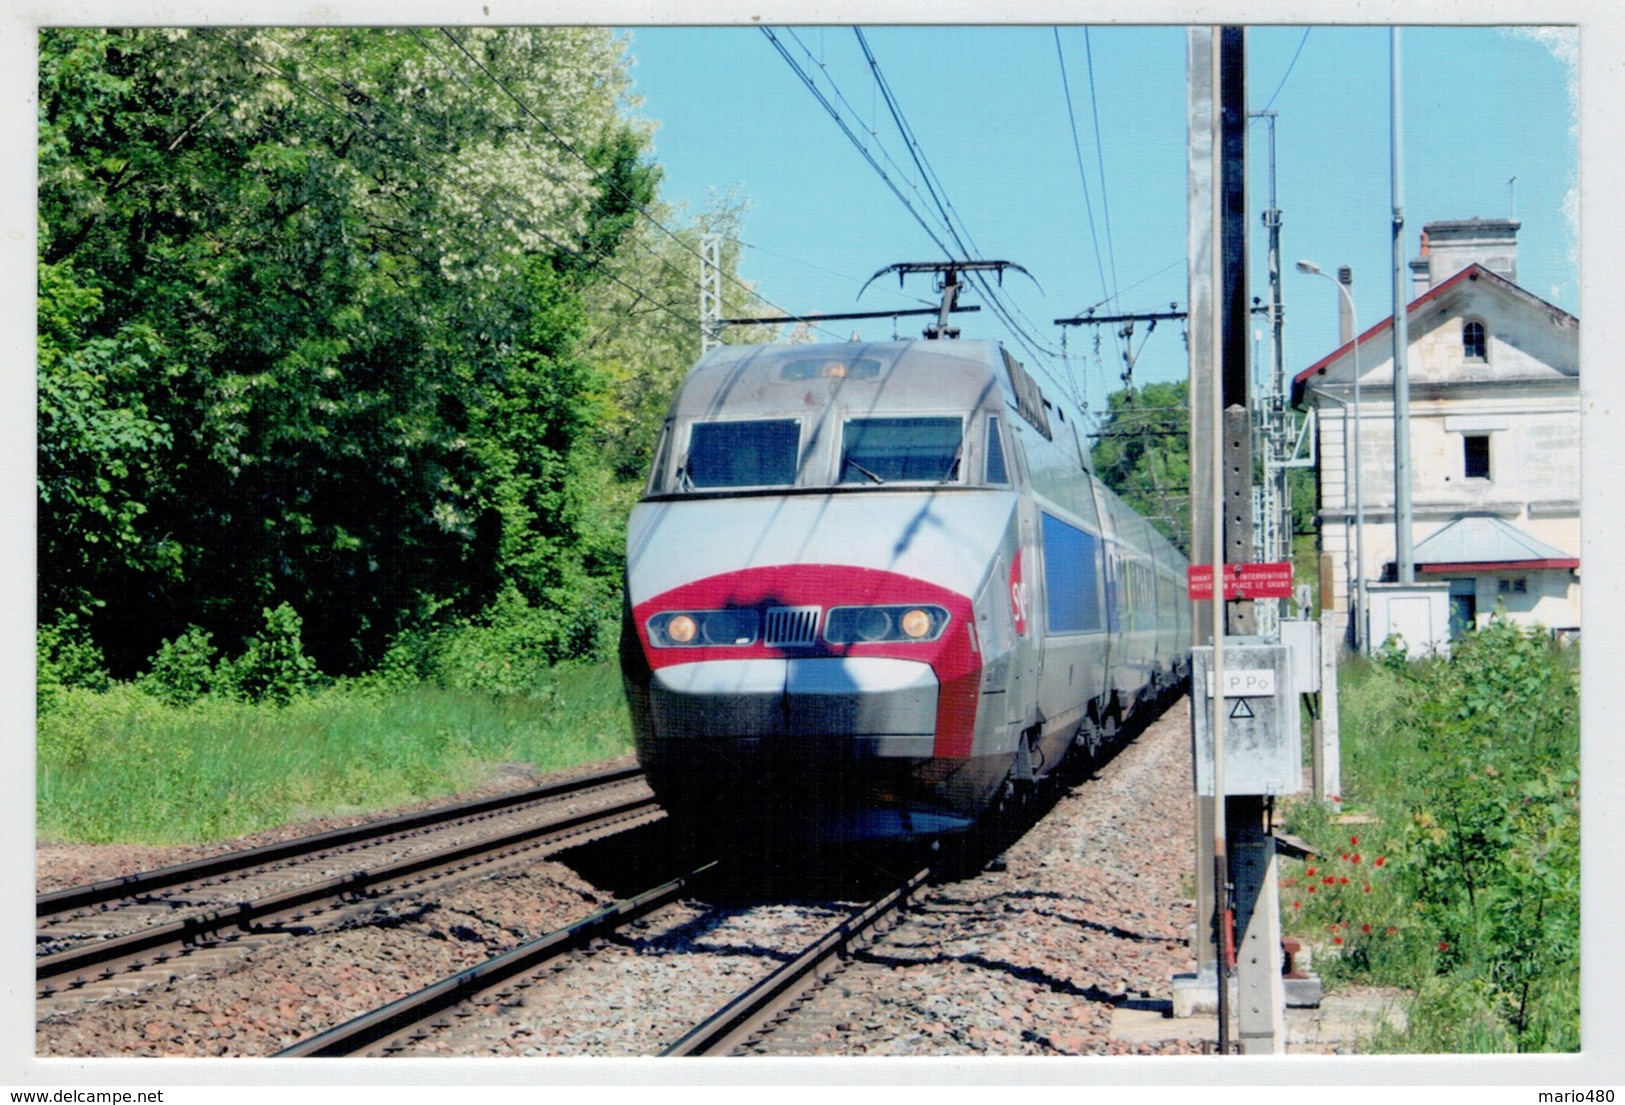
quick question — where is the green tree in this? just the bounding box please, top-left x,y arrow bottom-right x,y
1089,379 -> 1319,583
1089,380 -> 1191,553
37,27 -> 666,675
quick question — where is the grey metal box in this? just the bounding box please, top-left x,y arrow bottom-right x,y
1279,618 -> 1321,695
1191,643 -> 1303,796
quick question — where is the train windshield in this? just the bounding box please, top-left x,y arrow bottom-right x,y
682,419 -> 800,489
839,417 -> 962,485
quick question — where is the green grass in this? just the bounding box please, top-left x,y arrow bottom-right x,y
37,660 -> 632,845
1279,624 -> 1580,1053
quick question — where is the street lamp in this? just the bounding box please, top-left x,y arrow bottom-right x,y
1297,259 -> 1367,652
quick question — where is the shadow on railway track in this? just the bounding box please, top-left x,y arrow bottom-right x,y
552,812 -> 937,907
555,690 -> 1186,908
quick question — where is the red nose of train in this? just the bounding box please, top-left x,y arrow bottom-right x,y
631,563 -> 982,760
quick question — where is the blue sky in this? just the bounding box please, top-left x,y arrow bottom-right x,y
617,24 -> 1578,423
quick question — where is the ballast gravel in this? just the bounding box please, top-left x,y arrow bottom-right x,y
36,702 -> 1347,1059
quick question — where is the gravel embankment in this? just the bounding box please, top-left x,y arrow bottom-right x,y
749,698 -> 1206,1057
36,703 -> 1271,1058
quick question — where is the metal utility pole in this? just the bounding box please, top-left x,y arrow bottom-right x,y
1390,28 -> 1415,582
699,233 -> 723,355
1299,261 -> 1367,651
1186,31 -> 1222,1031
1187,26 -> 1286,1057
1251,109 -> 1293,633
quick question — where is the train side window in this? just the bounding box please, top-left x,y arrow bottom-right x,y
840,417 -> 963,484
683,419 -> 800,489
1040,512 -> 1103,634
985,416 -> 1010,485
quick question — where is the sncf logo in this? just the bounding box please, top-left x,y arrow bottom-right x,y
1008,547 -> 1029,636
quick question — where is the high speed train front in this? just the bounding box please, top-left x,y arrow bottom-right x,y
620,340 -> 1029,843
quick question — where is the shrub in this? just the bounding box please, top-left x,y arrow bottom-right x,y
138,625 -> 219,706
220,603 -> 320,705
378,583 -> 620,698
37,613 -> 110,713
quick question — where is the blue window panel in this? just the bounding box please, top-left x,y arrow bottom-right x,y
985,416 -> 1009,485
1041,512 -> 1103,634
687,419 -> 800,488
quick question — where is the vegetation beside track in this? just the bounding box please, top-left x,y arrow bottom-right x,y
37,657 -> 631,846
1280,613 -> 1580,1052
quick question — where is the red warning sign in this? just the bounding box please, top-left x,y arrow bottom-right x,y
1187,562 -> 1295,601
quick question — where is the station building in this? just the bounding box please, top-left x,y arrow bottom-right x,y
1292,218 -> 1580,643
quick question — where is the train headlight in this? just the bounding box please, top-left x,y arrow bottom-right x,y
901,607 -> 933,639
824,604 -> 949,644
647,609 -> 759,648
666,614 -> 698,644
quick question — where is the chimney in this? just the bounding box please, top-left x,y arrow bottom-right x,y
1338,266 -> 1354,346
1412,218 -> 1521,292
1411,230 -> 1432,297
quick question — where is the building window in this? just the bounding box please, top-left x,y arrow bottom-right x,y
1463,320 -> 1487,360
1464,434 -> 1491,479
1497,577 -> 1528,595
1448,579 -> 1477,640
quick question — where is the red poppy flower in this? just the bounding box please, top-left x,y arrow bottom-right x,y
1351,853 -> 1362,864
1334,936 -> 1344,945
1386,926 -> 1398,936
1438,941 -> 1450,952
1350,835 -> 1359,847
1362,923 -> 1372,934
1306,866 -> 1317,876
1375,856 -> 1387,867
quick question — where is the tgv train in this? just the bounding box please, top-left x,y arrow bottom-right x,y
620,339 -> 1190,843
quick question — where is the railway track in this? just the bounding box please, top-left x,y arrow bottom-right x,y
274,862 -> 933,1058
36,767 -> 658,1004
38,701 -> 1207,1059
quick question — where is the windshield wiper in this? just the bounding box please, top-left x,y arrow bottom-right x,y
844,458 -> 886,485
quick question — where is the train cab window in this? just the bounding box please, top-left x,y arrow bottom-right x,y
682,419 -> 800,489
646,425 -> 673,495
839,417 -> 962,484
985,416 -> 1010,485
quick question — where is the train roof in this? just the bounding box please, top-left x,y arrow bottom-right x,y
668,339 -> 1011,420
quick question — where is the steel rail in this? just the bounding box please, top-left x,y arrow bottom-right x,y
275,862 -> 718,1057
661,866 -> 932,1057
37,791 -> 659,990
38,765 -> 643,917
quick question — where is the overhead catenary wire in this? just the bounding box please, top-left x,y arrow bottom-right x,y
765,25 -> 1066,400
1257,27 -> 1312,115
840,29 -> 1074,403
1052,27 -> 1133,412
1083,30 -> 1124,317
424,27 -> 840,341
852,30 -> 1067,365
